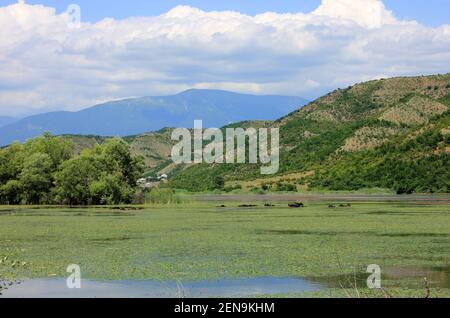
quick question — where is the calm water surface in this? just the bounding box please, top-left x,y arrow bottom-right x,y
1,277 -> 322,298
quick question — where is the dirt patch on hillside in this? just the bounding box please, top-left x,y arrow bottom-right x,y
380,96 -> 448,125
340,126 -> 399,151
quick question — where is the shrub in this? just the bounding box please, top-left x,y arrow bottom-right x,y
274,182 -> 297,192
223,184 -> 242,193
212,176 -> 225,190
250,187 -> 265,194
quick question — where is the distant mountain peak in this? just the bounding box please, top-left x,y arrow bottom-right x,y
0,90 -> 307,146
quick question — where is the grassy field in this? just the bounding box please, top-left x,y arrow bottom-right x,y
0,200 -> 449,297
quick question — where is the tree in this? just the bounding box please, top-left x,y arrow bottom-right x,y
0,133 -> 144,206
24,133 -> 74,171
19,153 -> 53,204
54,156 -> 101,205
0,143 -> 25,184
54,138 -> 143,205
89,174 -> 128,205
102,138 -> 145,187
0,180 -> 22,205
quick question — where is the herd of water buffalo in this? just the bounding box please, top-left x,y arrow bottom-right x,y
217,203 -> 352,209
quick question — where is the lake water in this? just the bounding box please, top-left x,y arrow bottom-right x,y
2,264 -> 448,298
0,277 -> 323,298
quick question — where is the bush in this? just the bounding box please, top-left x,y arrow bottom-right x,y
223,184 -> 242,193
444,134 -> 450,144
212,176 -> 225,190
274,182 -> 297,192
250,187 -> 265,194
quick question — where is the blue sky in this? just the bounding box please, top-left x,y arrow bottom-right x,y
0,0 -> 449,26
0,0 -> 449,116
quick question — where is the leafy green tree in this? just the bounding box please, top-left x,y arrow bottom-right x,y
54,156 -> 101,205
54,138 -> 143,205
89,174 -> 128,205
24,132 -> 74,169
0,133 -> 144,205
102,138 -> 145,187
0,180 -> 22,205
19,153 -> 53,204
0,143 -> 25,184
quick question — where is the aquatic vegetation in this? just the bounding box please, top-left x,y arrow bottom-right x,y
0,201 -> 448,297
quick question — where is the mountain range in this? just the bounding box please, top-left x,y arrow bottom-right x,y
0,89 -> 307,146
0,116 -> 17,128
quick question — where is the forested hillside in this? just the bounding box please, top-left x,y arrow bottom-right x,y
169,74 -> 450,193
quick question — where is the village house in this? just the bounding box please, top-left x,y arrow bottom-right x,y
137,174 -> 169,189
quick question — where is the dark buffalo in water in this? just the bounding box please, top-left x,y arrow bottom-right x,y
288,202 -> 304,208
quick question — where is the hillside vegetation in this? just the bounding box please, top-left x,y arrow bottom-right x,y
60,129 -> 176,178
169,74 -> 450,193
3,74 -> 448,195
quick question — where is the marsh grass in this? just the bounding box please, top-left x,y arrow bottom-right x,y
145,188 -> 190,205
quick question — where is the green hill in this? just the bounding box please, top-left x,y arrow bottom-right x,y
63,121 -> 275,179
169,74 -> 450,193
20,74 -> 450,194
61,129 -> 177,178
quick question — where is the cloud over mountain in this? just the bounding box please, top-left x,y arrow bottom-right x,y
0,0 -> 449,116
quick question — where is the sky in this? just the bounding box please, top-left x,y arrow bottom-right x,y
1,0 -> 449,27
0,0 -> 449,117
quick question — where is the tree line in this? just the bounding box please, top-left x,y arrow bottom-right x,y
0,133 -> 144,205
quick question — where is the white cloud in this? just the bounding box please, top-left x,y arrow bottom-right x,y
313,0 -> 396,28
0,0 -> 449,116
